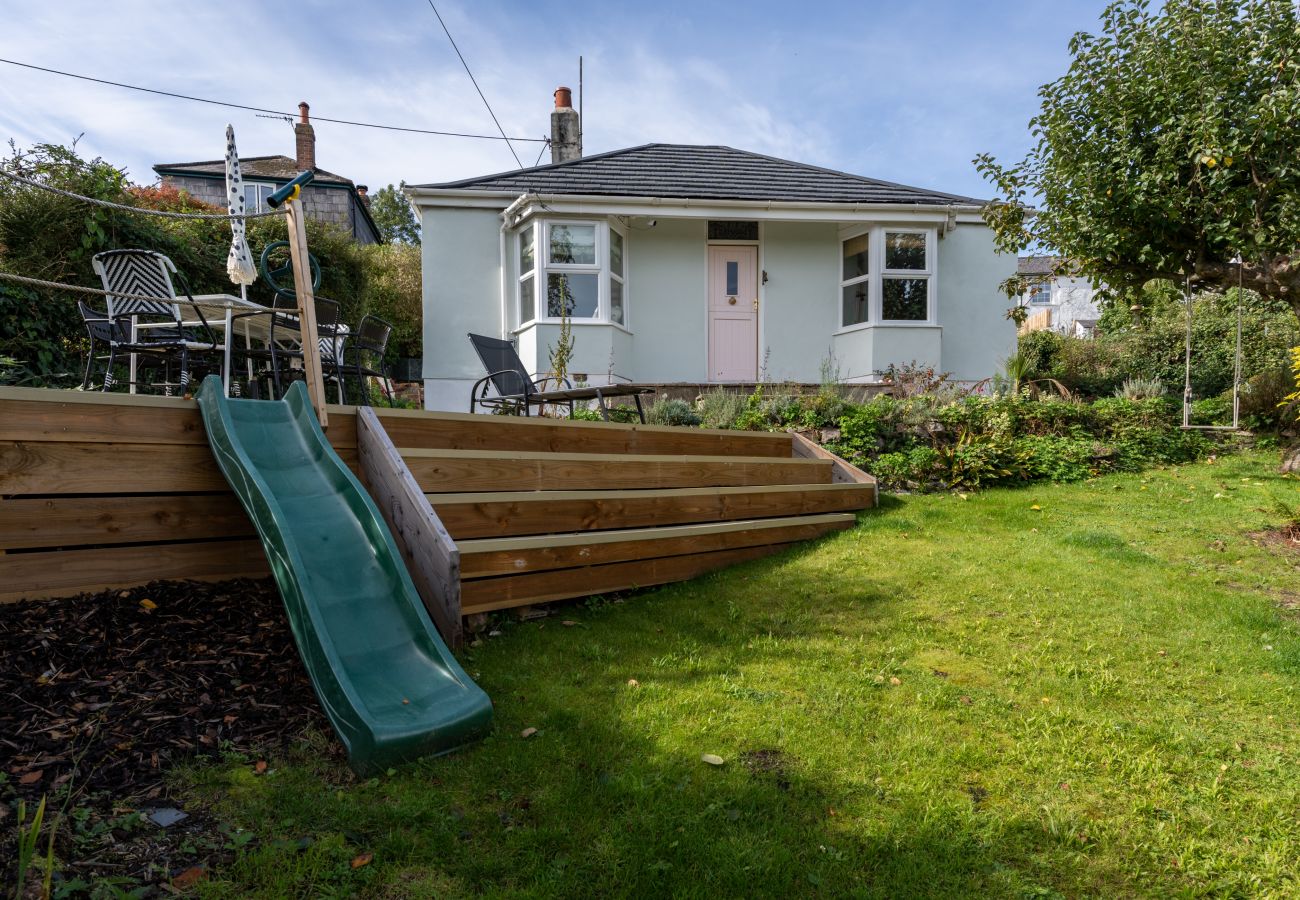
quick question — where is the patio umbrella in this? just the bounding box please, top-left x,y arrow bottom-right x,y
224,125 -> 257,289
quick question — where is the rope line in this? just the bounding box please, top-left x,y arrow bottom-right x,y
0,168 -> 287,220
0,57 -> 549,143
0,271 -> 247,308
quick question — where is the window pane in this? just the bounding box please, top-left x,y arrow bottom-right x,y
842,282 -> 869,327
726,261 -> 738,296
520,275 -> 535,323
520,228 -> 535,274
1028,279 -> 1051,303
842,234 -> 870,281
882,277 -> 928,320
610,278 -> 624,325
549,223 -> 596,265
547,272 -> 599,318
885,232 -> 926,270
609,229 -> 623,278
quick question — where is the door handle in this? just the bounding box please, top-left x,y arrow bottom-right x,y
728,296 -> 737,305
752,298 -> 758,310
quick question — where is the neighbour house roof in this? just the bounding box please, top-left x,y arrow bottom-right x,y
153,155 -> 355,186
413,143 -> 985,206
1017,255 -> 1058,276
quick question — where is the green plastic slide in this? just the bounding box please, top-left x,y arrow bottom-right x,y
196,376 -> 492,773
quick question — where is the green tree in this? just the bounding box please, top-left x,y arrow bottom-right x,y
975,0 -> 1300,319
368,182 -> 420,245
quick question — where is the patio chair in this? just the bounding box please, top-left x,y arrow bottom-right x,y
238,296 -> 343,401
91,249 -> 219,394
77,300 -> 129,390
468,332 -> 573,417
340,315 -> 394,406
467,332 -> 654,422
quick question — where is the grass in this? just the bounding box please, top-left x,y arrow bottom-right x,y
182,451 -> 1300,898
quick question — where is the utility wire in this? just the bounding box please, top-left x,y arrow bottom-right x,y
0,57 -> 547,143
424,1 -> 525,168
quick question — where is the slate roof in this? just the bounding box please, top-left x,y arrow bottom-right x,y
1017,255 -> 1059,276
414,144 -> 984,206
153,155 -> 354,186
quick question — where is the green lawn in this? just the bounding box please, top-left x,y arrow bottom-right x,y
187,451 -> 1300,898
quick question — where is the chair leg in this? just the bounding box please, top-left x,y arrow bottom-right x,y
596,389 -> 609,421
634,393 -> 646,424
356,364 -> 370,406
102,347 -> 117,392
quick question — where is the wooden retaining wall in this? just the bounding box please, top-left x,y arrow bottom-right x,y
0,387 -> 876,632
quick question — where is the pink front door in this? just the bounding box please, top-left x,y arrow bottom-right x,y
707,246 -> 758,381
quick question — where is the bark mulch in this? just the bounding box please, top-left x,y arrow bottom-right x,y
1,578 -> 329,808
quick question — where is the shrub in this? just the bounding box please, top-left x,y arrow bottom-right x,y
646,398 -> 702,427
695,388 -> 745,430
1115,377 -> 1167,400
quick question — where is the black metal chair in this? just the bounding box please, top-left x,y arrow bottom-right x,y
238,296 -> 342,401
91,249 -> 219,394
467,332 -> 653,421
467,332 -> 572,417
340,315 -> 394,406
77,301 -> 128,390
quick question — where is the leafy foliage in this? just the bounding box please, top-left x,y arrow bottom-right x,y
828,393 -> 1212,491
367,183 -> 420,245
0,143 -> 423,383
976,0 -> 1300,318
645,398 -> 702,427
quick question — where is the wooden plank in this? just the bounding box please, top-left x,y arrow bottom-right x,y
0,440 -> 359,495
400,448 -> 831,493
284,197 -> 329,427
0,539 -> 269,604
357,407 -> 462,647
790,432 -> 879,503
460,543 -> 793,612
430,483 -> 876,539
0,390 -> 357,449
459,514 -> 855,578
0,441 -> 229,494
0,494 -> 252,550
375,406 -> 795,458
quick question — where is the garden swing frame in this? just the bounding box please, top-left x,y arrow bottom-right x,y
1180,258 -> 1244,431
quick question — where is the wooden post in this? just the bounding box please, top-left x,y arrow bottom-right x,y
283,198 -> 329,428
356,407 -> 463,647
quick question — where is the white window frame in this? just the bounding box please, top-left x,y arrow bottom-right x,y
608,221 -> 628,328
244,182 -> 278,212
1025,277 -> 1053,305
515,218 -> 630,331
517,224 -> 537,325
835,226 -> 938,332
883,228 -> 935,323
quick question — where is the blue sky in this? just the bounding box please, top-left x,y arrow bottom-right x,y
0,0 -> 1110,198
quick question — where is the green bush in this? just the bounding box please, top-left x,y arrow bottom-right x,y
0,142 -> 424,385
827,393 -> 1212,492
695,388 -> 745,430
646,398 -> 702,427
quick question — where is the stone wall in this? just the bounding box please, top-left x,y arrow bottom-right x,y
161,175 -> 358,233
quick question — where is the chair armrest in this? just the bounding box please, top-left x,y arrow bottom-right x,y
173,273 -> 218,350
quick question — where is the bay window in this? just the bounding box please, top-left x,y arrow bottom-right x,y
838,227 -> 935,328
516,219 -> 628,328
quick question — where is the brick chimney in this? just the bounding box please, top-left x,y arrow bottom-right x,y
550,86 -> 581,164
295,101 -> 316,171
356,184 -> 369,206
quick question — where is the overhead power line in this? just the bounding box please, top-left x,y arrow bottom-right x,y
424,1 -> 525,168
0,57 -> 548,143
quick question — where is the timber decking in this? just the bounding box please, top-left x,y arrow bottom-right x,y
0,386 -> 877,628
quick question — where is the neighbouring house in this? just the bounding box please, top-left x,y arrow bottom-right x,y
1017,255 -> 1102,337
407,87 -> 1017,413
154,103 -> 381,244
